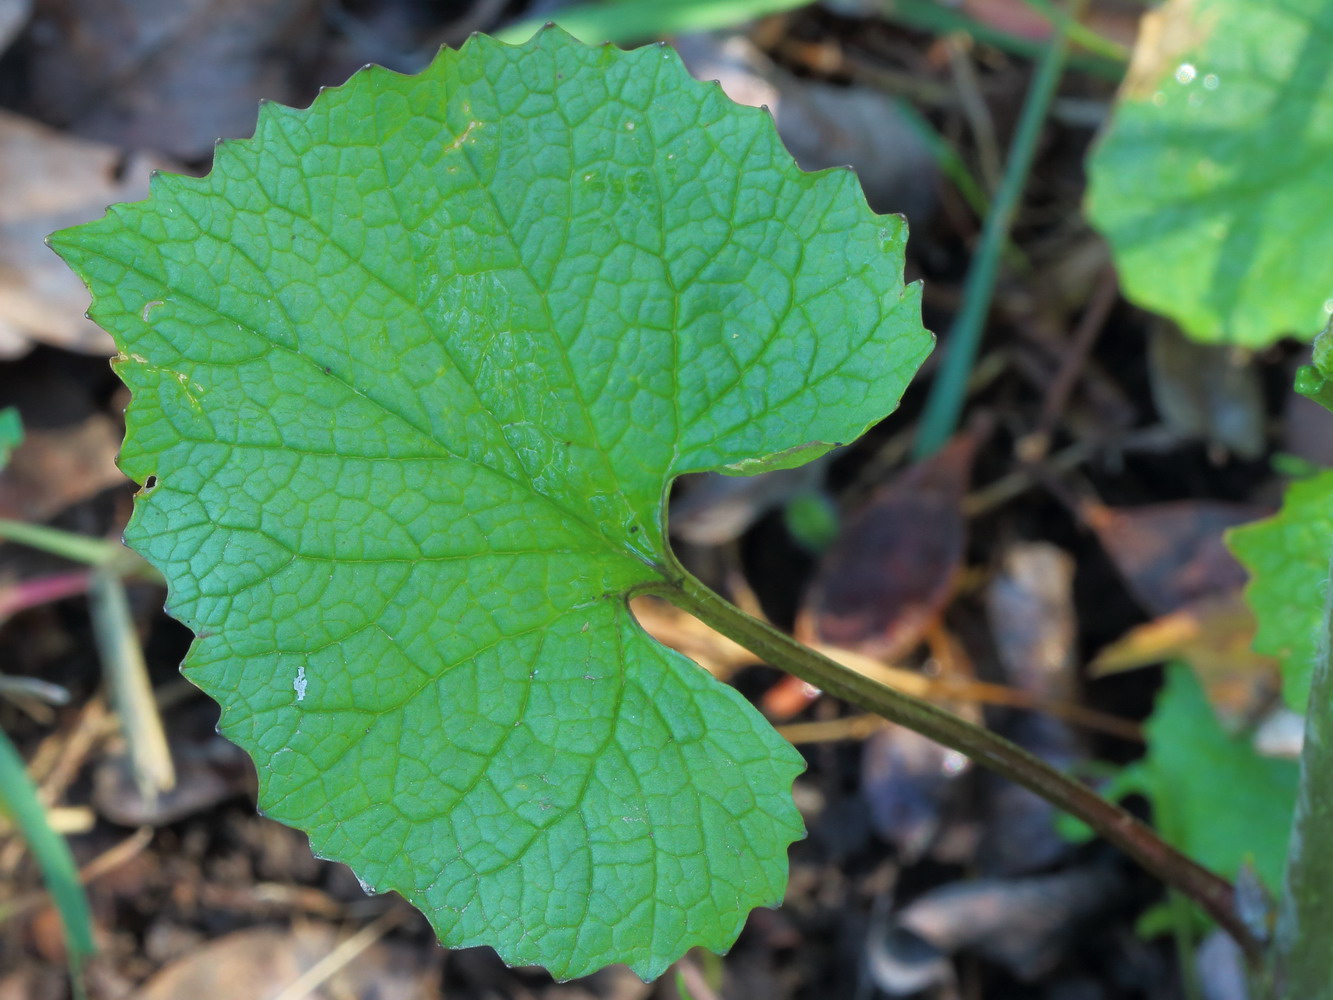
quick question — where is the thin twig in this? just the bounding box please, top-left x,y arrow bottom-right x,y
0,520 -> 156,580
778,713 -> 888,744
676,955 -> 723,1000
268,908 -> 406,1000
809,643 -> 1142,742
963,438 -> 1095,516
89,569 -> 175,798
1023,266 -> 1120,461
944,36 -> 1003,195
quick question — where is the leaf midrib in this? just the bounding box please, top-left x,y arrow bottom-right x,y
79,236 -> 662,583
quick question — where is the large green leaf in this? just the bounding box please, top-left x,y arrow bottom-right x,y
1229,471 -> 1333,710
51,28 -> 931,979
1086,0 -> 1333,346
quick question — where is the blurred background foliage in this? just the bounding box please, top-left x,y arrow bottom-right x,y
0,1 -> 1329,997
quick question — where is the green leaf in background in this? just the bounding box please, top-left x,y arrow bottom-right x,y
1111,665 -> 1298,894
1229,470 -> 1333,710
51,28 -> 931,979
879,0 -> 1126,80
0,406 -> 23,468
1086,0 -> 1333,346
497,0 -> 814,46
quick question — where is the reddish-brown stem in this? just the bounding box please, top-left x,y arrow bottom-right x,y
658,563 -> 1263,963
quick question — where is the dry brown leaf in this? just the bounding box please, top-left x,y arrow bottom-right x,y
1091,590 -> 1279,725
1082,499 -> 1265,615
759,672 -> 823,720
1120,0 -> 1216,100
981,543 -> 1084,875
669,462 -> 826,546
629,596 -> 756,680
21,0 -> 318,160
1147,324 -> 1265,461
137,920 -> 438,1000
860,724 -> 968,863
868,865 -> 1127,991
799,433 -> 979,661
0,413 -> 124,520
674,32 -> 937,215
985,542 -> 1078,700
0,110 -> 173,357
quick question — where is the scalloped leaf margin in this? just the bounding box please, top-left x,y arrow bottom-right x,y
50,28 -> 932,980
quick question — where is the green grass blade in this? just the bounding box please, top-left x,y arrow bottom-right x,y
0,727 -> 95,978
890,97 -> 991,219
913,2 -> 1079,458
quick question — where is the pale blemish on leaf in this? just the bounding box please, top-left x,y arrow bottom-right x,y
1120,0 -> 1215,101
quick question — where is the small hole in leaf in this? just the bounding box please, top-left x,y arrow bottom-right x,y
143,475 -> 158,491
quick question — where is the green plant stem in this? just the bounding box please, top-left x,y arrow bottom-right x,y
658,563 -> 1263,962
1017,0 -> 1131,62
1269,549 -> 1333,998
0,518 -> 161,582
884,0 -> 1122,81
0,519 -> 122,566
913,1 -> 1080,459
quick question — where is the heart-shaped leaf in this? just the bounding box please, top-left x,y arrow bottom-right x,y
51,29 -> 931,979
